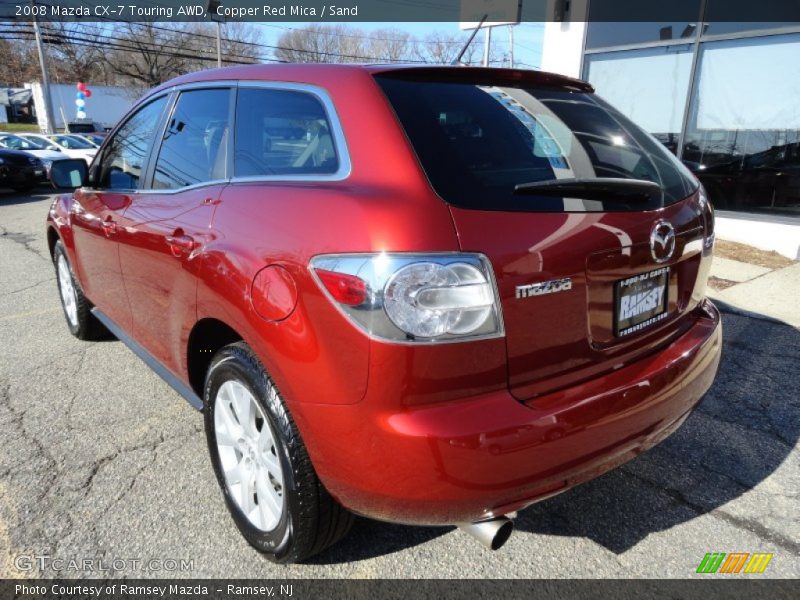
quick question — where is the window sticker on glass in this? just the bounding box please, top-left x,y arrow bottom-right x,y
483,86 -> 570,169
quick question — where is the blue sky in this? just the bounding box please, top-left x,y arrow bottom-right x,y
255,22 -> 544,68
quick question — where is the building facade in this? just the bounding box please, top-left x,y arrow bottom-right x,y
541,1 -> 800,258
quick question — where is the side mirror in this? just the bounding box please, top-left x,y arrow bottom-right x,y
50,159 -> 87,190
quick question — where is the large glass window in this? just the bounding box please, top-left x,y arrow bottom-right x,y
376,76 -> 697,212
97,96 -> 167,190
586,22 -> 701,49
233,88 -> 339,177
704,0 -> 800,33
585,45 -> 693,154
585,0 -> 701,49
152,88 -> 231,190
681,34 -> 800,214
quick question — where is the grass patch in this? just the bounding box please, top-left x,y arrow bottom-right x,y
0,122 -> 41,133
715,240 -> 795,269
708,276 -> 738,291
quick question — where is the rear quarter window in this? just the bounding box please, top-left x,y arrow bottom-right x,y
233,88 -> 340,178
376,76 -> 698,212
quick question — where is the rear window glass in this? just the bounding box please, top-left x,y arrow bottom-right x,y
234,88 -> 339,177
376,77 -> 698,212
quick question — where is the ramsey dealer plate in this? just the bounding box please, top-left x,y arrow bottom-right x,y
614,266 -> 669,336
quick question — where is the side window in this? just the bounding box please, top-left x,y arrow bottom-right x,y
234,88 -> 339,177
152,88 -> 231,190
97,96 -> 167,190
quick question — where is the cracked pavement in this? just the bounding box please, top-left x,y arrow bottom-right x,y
0,190 -> 798,579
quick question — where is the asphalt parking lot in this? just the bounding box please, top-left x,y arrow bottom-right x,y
0,189 -> 798,579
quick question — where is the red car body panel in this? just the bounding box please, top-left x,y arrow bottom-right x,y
451,194 -> 711,401
47,64 -> 722,526
293,301 -> 720,523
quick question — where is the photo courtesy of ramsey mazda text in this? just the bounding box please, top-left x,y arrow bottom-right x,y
46,63 -> 721,563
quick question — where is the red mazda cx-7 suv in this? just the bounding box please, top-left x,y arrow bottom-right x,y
46,64 -> 721,562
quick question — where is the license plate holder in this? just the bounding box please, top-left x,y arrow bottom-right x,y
614,267 -> 669,337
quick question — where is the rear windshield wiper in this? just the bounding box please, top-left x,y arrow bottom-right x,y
514,178 -> 663,202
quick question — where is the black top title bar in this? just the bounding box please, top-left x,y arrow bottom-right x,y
2,0 -> 800,23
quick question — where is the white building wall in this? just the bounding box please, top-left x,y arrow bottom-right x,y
716,215 -> 800,260
540,0 -> 589,78
25,82 -> 141,132
540,7 -> 798,260
540,21 -> 587,78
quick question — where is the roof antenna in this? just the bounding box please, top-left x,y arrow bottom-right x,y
452,14 -> 488,66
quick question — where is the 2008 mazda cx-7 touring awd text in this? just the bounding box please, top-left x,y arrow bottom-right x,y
46,64 -> 721,562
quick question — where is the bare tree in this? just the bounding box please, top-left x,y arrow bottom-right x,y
103,23 -> 207,87
42,23 -> 114,85
275,24 -> 352,63
0,37 -> 40,87
414,30 -> 502,65
274,25 -> 413,64
211,22 -> 265,66
364,28 -> 413,63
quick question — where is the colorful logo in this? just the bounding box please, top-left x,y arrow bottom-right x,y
696,552 -> 773,574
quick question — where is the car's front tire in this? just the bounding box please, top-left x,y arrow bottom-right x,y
53,240 -> 109,340
203,342 -> 353,563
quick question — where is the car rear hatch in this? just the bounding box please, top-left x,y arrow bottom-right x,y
374,67 -> 714,402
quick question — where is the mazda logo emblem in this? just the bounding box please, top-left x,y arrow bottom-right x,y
650,220 -> 676,263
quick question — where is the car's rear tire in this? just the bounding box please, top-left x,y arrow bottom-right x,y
53,240 -> 109,340
203,342 -> 353,563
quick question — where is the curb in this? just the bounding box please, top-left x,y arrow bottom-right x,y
712,299 -> 792,327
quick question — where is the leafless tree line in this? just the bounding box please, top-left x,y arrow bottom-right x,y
273,24 -> 506,66
0,23 -> 508,90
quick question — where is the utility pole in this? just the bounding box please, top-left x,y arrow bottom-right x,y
482,25 -> 492,67
207,0 -> 223,68
216,21 -> 222,68
508,25 -> 514,68
31,0 -> 56,133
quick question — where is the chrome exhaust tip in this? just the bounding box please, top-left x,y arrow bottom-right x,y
457,516 -> 514,550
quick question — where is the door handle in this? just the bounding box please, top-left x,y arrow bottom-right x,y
101,217 -> 117,237
166,232 -> 198,257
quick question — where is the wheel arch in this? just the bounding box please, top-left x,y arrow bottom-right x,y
46,225 -> 60,259
186,317 -> 244,398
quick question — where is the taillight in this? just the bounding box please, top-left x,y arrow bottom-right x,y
309,253 -> 504,343
698,186 -> 714,251
315,269 -> 369,306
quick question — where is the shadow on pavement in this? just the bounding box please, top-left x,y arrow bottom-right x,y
308,519 -> 449,565
514,309 -> 799,553
0,187 -> 58,206
312,308 -> 799,563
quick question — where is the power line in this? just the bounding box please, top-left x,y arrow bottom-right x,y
28,0 -> 432,63
259,23 -> 467,45
1,27 -> 276,66
4,21 -> 279,64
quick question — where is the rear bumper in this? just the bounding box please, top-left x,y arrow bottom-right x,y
297,300 -> 722,525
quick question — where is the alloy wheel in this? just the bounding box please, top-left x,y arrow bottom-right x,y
214,380 -> 285,531
57,254 -> 78,327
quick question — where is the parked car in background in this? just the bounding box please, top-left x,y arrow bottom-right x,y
0,133 -> 64,174
46,64 -> 721,564
67,119 -> 106,133
75,133 -> 106,147
58,133 -> 99,149
20,133 -> 97,164
0,148 -> 46,191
